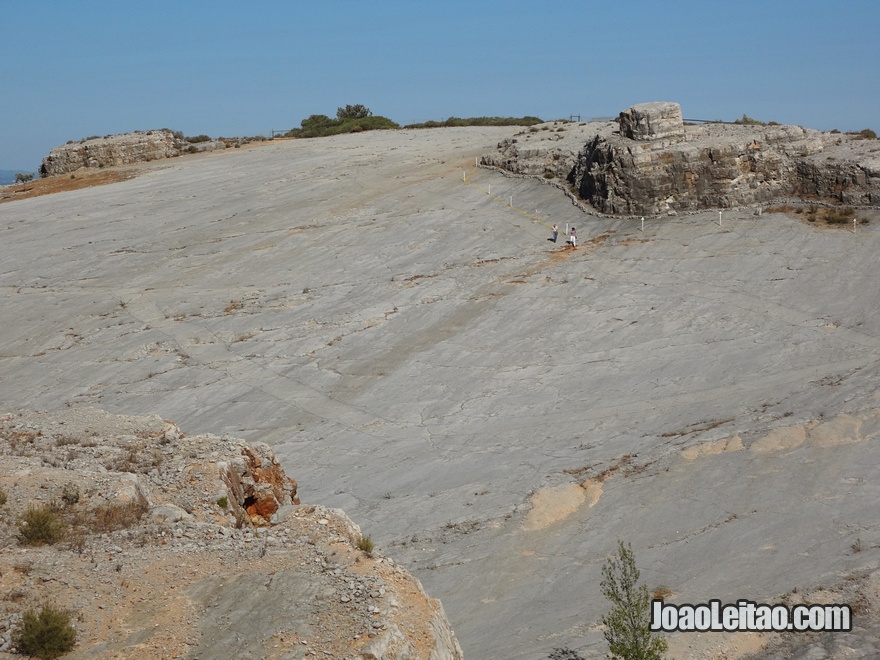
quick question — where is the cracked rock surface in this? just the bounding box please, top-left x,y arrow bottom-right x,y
2,127 -> 880,657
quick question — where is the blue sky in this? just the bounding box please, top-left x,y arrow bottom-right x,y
2,0 -> 878,170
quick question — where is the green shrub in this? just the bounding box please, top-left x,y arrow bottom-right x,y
17,504 -> 66,546
336,115 -> 399,134
337,104 -> 371,120
356,535 -> 374,555
734,114 -> 766,126
13,604 -> 77,659
217,496 -> 229,509
286,112 -> 400,138
286,111 -> 543,137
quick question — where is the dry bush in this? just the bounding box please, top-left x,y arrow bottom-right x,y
825,207 -> 856,225
18,504 -> 66,546
4,430 -> 39,455
104,444 -> 163,473
79,496 -> 149,534
5,587 -> 27,602
65,527 -> 88,554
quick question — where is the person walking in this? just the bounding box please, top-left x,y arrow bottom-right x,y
551,224 -> 559,243
569,227 -> 577,248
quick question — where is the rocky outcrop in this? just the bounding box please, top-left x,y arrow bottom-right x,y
482,103 -> 880,216
39,130 -> 226,177
0,408 -> 463,659
618,101 -> 685,142
220,442 -> 300,524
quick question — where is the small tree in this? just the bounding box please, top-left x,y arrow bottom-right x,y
15,172 -> 34,191
337,104 -> 371,120
601,540 -> 667,660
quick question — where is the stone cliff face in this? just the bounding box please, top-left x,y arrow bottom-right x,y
39,130 -> 226,177
0,408 -> 462,659
483,102 -> 880,216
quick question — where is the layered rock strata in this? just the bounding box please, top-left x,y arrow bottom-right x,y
482,103 -> 880,216
618,101 -> 685,141
39,130 -> 226,177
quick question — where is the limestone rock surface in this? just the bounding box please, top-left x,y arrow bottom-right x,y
618,101 -> 685,141
38,130 -> 226,177
482,105 -> 880,216
6,124 -> 880,658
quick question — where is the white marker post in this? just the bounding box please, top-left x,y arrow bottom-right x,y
718,211 -> 722,227
488,184 -> 491,196
509,196 -> 513,206
463,171 -> 466,182
854,218 -> 858,234
641,217 -> 645,232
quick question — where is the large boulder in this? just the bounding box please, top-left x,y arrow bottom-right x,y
219,441 -> 300,525
618,101 -> 685,142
